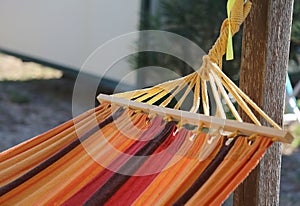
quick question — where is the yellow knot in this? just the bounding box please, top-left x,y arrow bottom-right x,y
164,115 -> 173,122
148,113 -> 156,120
134,109 -> 143,114
248,133 -> 258,141
198,55 -> 215,81
196,122 -> 204,133
227,130 -> 239,139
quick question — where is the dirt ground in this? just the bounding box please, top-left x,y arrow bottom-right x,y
0,54 -> 299,205
0,79 -> 74,151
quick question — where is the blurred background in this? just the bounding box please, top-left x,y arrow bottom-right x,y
0,0 -> 299,205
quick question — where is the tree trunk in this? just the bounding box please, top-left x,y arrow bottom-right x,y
233,0 -> 294,205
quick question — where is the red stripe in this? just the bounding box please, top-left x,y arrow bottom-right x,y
105,129 -> 188,206
62,117 -> 165,206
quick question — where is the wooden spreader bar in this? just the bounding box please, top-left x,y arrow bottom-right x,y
97,94 -> 294,144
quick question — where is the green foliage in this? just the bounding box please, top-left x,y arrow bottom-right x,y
137,0 -> 300,78
292,1 -> 300,43
158,0 -> 225,52
290,1 -> 300,65
137,0 -> 243,80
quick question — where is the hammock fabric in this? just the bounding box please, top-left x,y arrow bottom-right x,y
0,104 -> 272,205
0,0 -> 293,205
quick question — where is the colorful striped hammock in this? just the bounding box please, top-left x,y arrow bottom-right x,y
0,103 -> 275,205
0,0 -> 294,205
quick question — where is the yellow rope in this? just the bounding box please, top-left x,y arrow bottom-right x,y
208,0 -> 251,68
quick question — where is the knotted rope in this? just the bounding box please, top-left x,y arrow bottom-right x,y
207,0 -> 252,69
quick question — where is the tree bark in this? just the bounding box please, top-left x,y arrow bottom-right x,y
233,0 -> 294,205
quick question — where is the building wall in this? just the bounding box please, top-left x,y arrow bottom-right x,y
0,0 -> 140,85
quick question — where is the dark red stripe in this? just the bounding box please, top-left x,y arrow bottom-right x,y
0,107 -> 124,196
62,117 -> 165,206
83,121 -> 176,206
173,137 -> 237,205
105,129 -> 188,206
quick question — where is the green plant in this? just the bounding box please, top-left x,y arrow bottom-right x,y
136,0 -> 300,79
290,1 -> 300,65
136,0 -> 244,80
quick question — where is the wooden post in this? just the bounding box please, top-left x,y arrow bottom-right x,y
233,0 -> 294,205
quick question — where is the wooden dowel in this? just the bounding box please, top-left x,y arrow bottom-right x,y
97,94 -> 294,143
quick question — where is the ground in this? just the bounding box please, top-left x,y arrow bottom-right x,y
0,54 -> 299,205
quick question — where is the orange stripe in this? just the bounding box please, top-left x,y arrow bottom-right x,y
186,137 -> 272,205
0,111 -> 149,205
209,137 -> 272,205
132,133 -> 223,205
0,107 -> 111,186
0,104 -> 107,161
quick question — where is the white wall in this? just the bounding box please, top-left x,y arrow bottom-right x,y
0,0 -> 140,84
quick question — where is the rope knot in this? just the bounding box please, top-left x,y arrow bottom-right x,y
198,55 -> 215,81
207,0 -> 252,68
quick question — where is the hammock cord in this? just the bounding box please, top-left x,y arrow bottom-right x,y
207,0 -> 252,68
